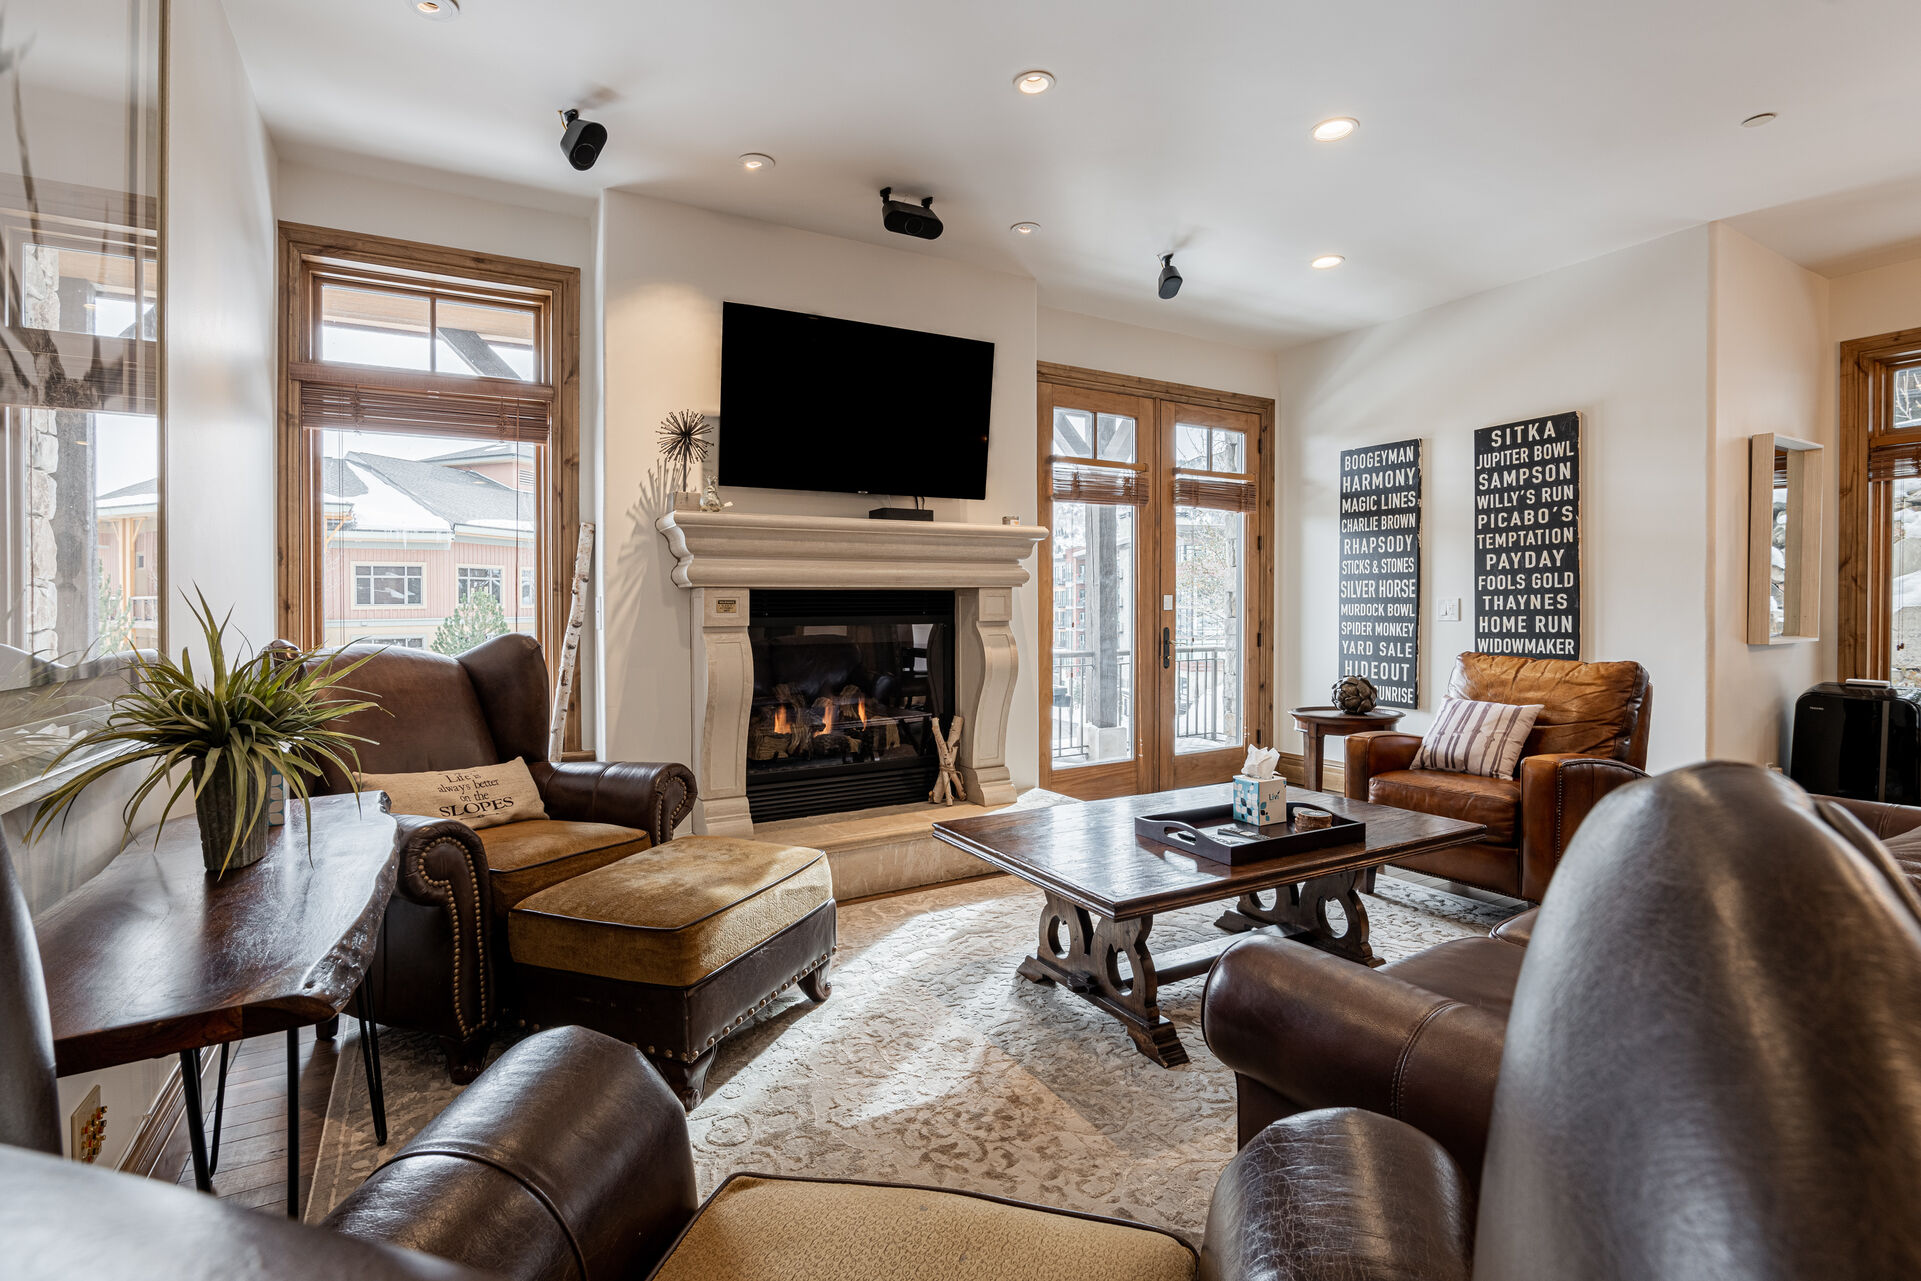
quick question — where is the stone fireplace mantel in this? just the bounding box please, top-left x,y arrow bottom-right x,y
655,511 -> 1047,837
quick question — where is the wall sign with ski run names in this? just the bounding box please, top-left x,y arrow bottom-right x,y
1338,438 -> 1421,706
1474,411 -> 1581,657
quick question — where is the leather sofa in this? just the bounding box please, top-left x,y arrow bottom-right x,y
11,761 -> 1921,1279
1345,651 -> 1651,901
302,633 -> 697,1081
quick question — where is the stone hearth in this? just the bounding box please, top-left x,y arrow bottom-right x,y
655,512 -> 1046,894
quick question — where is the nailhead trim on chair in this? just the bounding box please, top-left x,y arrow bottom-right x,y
415,836 -> 487,1041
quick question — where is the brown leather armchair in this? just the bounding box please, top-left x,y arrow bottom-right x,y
304,633 -> 697,1081
1345,651 -> 1651,901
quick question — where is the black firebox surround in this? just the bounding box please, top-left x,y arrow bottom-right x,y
745,589 -> 955,824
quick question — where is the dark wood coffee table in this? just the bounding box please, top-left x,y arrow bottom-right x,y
932,784 -> 1484,1066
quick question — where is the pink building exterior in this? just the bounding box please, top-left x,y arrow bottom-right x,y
318,442 -> 536,652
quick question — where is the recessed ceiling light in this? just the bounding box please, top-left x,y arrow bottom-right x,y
738,153 -> 775,171
1740,112 -> 1778,128
414,0 -> 458,19
1010,222 -> 1040,235
1311,254 -> 1345,270
1014,70 -> 1055,95
1311,117 -> 1358,142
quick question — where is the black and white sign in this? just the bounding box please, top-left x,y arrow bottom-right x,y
1338,439 -> 1422,707
1474,412 -> 1581,658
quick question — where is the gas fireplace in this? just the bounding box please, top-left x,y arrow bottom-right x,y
745,589 -> 955,823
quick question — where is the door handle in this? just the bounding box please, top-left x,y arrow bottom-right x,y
1162,627 -> 1172,670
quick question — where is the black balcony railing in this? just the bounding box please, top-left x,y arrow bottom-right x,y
1174,645 -> 1237,746
1052,644 -> 1239,763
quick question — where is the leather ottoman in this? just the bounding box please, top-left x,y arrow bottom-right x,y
506,836 -> 837,1108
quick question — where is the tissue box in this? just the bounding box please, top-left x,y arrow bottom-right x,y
1232,774 -> 1287,826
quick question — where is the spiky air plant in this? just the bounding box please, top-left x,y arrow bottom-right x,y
658,409 -> 713,492
28,590 -> 384,874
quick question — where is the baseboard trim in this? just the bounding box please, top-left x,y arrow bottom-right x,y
1278,751 -> 1346,796
120,1061 -> 184,1178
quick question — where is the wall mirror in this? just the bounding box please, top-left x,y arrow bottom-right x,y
1749,433 -> 1822,645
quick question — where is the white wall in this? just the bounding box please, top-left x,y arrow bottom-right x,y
1706,225 -> 1833,767
597,191 -> 1041,815
165,0 -> 278,649
1037,307 -> 1279,400
274,150 -> 602,744
1830,253 -> 1921,344
1275,228 -> 1714,771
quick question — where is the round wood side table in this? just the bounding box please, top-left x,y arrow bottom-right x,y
1289,706 -> 1406,794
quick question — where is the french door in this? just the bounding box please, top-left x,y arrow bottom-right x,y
1037,368 -> 1273,800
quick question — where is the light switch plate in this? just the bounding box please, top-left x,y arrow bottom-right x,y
1439,597 -> 1462,622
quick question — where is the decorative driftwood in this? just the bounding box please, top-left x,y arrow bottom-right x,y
548,521 -> 596,759
929,715 -> 965,804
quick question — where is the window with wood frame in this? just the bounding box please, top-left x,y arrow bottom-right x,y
276,223 -> 582,746
1839,327 -> 1921,684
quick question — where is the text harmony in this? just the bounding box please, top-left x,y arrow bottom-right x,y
1338,439 -> 1422,705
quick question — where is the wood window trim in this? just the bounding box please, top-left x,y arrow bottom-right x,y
1839,326 -> 1921,680
1035,363 -> 1276,797
276,222 -> 583,750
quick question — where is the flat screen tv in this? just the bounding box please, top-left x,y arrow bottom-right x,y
717,302 -> 994,499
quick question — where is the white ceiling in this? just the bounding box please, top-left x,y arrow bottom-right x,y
222,0 -> 1921,348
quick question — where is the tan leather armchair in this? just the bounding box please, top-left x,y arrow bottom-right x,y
1344,652 -> 1651,901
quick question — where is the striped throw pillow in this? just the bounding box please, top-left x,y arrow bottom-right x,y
1410,697 -> 1544,779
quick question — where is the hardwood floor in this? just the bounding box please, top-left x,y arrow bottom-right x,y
165,1025 -> 341,1217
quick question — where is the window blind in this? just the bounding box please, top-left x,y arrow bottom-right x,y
1869,441 -> 1921,483
1172,474 -> 1259,512
298,379 -> 551,443
1051,462 -> 1145,506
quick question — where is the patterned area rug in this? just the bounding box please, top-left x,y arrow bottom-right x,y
305,871 -> 1516,1240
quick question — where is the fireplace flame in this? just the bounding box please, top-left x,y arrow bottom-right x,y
823,700 -> 837,733
857,697 -> 868,729
773,705 -> 790,734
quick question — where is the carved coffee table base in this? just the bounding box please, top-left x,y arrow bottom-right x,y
1017,891 -> 1190,1067
1015,870 -> 1381,1067
1214,869 -> 1381,968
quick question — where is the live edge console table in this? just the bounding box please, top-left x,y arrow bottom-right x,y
33,792 -> 400,1216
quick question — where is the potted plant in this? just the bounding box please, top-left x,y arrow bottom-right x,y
28,592 -> 380,875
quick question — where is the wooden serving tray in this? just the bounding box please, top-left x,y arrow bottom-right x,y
1134,801 -> 1366,867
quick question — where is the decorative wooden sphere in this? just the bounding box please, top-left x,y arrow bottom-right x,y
1331,675 -> 1378,714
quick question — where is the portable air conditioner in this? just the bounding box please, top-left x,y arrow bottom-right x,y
1789,681 -> 1921,805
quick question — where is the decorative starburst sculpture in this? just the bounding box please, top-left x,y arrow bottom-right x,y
658,409 -> 713,492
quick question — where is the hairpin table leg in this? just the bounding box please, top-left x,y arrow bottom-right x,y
207,1041 -> 230,1175
179,1048 -> 211,1192
355,985 -> 388,1145
285,1028 -> 300,1218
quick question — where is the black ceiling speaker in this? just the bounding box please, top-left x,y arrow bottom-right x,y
559,109 -> 607,171
1157,253 -> 1182,300
879,187 -> 943,240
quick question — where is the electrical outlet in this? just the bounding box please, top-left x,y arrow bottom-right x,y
1439,597 -> 1462,622
70,1084 -> 106,1164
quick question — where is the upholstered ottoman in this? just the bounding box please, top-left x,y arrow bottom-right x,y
506,835 -> 836,1108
